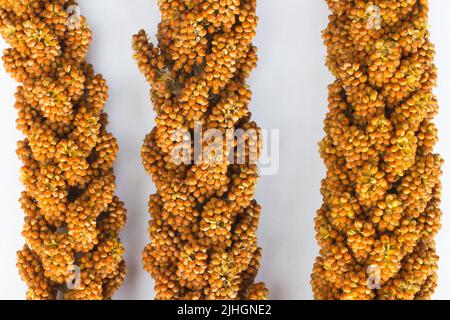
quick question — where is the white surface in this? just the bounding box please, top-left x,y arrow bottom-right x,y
0,0 -> 449,300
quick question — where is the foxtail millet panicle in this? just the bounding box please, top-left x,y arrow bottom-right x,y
0,0 -> 127,299
133,0 -> 267,300
312,0 -> 443,300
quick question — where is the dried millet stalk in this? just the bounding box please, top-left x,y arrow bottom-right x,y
312,0 -> 443,300
133,0 -> 268,300
0,0 -> 126,300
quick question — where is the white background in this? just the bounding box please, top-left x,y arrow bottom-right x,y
0,0 -> 449,300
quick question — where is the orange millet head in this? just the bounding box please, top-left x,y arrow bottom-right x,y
312,0 -> 443,300
0,0 -> 127,299
134,0 -> 267,300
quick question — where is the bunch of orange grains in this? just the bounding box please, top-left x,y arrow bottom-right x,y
133,0 -> 268,300
312,0 -> 443,300
0,0 -> 126,300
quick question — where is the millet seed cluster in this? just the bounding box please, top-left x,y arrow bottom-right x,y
312,0 -> 443,299
0,0 -> 126,299
133,0 -> 267,300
